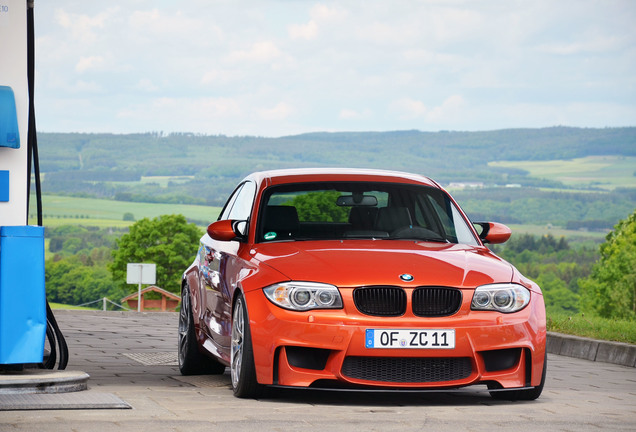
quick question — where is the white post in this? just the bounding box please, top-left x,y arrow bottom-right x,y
137,264 -> 142,312
103,297 -> 106,311
127,263 -> 155,313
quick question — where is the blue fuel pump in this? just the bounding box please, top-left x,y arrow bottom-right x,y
0,226 -> 46,364
0,0 -> 67,370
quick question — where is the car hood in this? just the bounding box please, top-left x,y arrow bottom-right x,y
251,240 -> 513,288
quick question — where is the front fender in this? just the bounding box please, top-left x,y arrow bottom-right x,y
183,261 -> 204,328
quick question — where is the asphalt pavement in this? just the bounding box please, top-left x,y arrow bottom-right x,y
1,310 -> 635,432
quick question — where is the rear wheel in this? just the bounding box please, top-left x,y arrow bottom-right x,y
489,352 -> 547,401
178,284 -> 225,375
231,294 -> 262,398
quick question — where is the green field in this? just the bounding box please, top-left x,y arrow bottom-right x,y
547,312 -> 636,344
490,156 -> 636,190
49,302 -> 98,311
507,224 -> 608,244
109,175 -> 195,188
29,195 -> 222,228
28,195 -> 609,245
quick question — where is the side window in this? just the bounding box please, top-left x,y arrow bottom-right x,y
227,181 -> 256,221
427,196 -> 456,239
218,183 -> 244,221
450,204 -> 478,245
426,194 -> 479,245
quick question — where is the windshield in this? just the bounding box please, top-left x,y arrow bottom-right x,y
257,181 -> 479,245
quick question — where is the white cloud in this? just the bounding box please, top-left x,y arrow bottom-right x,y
535,35 -> 623,55
128,8 -> 221,44
390,98 -> 428,119
355,21 -> 420,45
200,69 -> 239,85
259,102 -> 294,121
402,49 -> 459,65
428,7 -> 484,43
289,20 -> 319,40
390,95 -> 466,123
339,109 -> 362,120
339,108 -> 372,120
54,7 -> 119,44
310,4 -> 348,21
136,79 -> 158,92
75,56 -> 105,73
226,41 -> 283,63
116,97 -> 243,131
426,95 -> 466,122
32,1 -> 636,135
288,4 -> 348,40
71,81 -> 104,94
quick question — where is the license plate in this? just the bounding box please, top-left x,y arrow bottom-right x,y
365,329 -> 455,349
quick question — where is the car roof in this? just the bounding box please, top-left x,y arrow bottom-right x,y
244,168 -> 441,188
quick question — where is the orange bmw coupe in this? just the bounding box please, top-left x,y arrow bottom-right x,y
179,168 -> 547,400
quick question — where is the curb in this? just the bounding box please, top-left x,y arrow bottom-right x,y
547,332 -> 636,367
0,370 -> 89,394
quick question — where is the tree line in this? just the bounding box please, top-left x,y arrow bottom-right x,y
37,127 -> 636,201
44,210 -> 636,320
45,216 -> 200,309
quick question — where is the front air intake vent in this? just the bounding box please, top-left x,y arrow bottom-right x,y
342,356 -> 473,383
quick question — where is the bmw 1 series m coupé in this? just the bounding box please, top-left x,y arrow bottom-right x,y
178,168 -> 546,400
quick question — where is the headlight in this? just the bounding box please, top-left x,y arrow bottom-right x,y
263,282 -> 343,311
471,283 -> 530,313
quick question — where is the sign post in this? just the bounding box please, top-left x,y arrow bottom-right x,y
126,263 -> 156,312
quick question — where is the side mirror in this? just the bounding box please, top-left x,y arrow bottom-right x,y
473,222 -> 511,244
207,220 -> 247,242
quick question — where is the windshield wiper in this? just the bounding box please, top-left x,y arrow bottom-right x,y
384,227 -> 448,242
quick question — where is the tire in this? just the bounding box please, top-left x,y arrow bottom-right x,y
178,284 -> 225,375
231,293 -> 263,398
489,352 -> 547,401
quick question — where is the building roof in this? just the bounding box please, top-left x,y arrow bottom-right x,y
121,286 -> 180,302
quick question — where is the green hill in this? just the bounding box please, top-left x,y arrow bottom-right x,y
34,127 -> 636,229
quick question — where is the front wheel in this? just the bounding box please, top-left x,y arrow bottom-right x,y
231,294 -> 262,398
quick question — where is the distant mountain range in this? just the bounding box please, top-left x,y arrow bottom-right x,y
36,126 -> 635,206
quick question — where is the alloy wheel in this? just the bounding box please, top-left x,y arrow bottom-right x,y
178,289 -> 190,366
231,298 -> 244,389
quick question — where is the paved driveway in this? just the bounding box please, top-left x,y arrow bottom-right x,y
2,310 -> 635,431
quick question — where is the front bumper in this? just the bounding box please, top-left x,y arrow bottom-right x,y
244,289 -> 546,390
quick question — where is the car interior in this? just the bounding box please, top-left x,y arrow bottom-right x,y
256,182 -> 470,244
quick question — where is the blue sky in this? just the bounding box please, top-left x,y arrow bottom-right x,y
34,0 -> 636,137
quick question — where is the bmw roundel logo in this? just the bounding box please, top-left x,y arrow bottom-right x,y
400,273 -> 414,282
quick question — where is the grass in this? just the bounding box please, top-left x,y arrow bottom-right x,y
547,311 -> 636,344
507,224 -> 607,245
49,302 -> 98,311
110,175 -> 195,188
29,195 -> 221,228
38,218 -> 134,228
30,196 -> 608,244
489,155 -> 636,190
